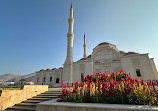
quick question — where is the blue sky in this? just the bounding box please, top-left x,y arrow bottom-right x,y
0,0 -> 158,75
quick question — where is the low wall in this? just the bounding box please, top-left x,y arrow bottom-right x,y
37,99 -> 158,111
0,85 -> 48,110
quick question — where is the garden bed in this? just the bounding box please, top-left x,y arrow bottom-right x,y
60,70 -> 158,105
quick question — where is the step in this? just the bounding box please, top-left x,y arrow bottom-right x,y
15,103 -> 37,107
33,95 -> 59,98
41,92 -> 61,94
38,93 -> 61,96
4,90 -> 61,111
44,91 -> 61,93
28,97 -> 53,101
22,100 -> 41,103
6,106 -> 36,111
48,88 -> 62,91
5,109 -> 24,111
42,92 -> 61,94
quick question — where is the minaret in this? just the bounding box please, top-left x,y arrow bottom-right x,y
63,3 -> 74,84
83,33 -> 87,58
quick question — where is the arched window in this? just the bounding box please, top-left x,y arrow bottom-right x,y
37,78 -> 39,83
50,77 -> 52,82
56,78 -> 59,83
43,77 -> 46,82
136,69 -> 141,77
81,73 -> 84,80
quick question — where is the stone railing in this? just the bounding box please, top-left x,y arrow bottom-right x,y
0,85 -> 48,110
37,99 -> 158,111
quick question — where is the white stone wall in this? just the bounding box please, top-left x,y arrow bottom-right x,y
73,61 -> 93,83
84,61 -> 93,76
120,56 -> 136,78
73,62 -> 80,83
150,58 -> 158,79
121,54 -> 157,81
63,64 -> 73,84
138,54 -> 155,80
35,68 -> 63,88
111,61 -> 122,72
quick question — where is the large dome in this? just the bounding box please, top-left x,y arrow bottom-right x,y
92,42 -> 120,63
93,42 -> 119,52
97,42 -> 112,46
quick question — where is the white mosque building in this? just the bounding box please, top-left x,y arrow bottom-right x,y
35,4 -> 158,87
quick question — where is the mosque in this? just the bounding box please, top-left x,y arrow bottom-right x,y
35,4 -> 158,87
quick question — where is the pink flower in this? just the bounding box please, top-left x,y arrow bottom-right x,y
67,82 -> 70,88
61,80 -> 65,89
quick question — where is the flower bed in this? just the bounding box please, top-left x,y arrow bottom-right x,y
60,69 -> 158,106
0,88 -> 20,90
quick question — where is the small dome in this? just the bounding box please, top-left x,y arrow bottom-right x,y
87,55 -> 91,58
124,52 -> 139,56
46,68 -> 51,70
52,68 -> 57,70
40,69 -> 45,71
120,51 -> 126,54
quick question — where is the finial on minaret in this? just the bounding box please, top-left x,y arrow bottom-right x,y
71,2 -> 73,9
83,33 -> 87,58
69,2 -> 74,19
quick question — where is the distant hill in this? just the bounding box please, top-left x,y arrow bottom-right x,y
20,73 -> 36,82
0,73 -> 35,82
0,74 -> 20,82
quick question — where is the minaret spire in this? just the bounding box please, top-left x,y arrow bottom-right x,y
63,3 -> 74,83
71,2 -> 73,8
83,33 -> 87,58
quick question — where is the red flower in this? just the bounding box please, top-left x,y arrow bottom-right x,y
117,88 -> 120,93
72,83 -> 73,87
141,79 -> 144,85
73,89 -> 77,93
67,82 -> 70,88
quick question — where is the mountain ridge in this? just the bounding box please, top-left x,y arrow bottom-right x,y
0,73 -> 35,82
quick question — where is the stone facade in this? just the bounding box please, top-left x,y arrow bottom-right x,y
35,42 -> 158,87
73,43 -> 158,83
34,4 -> 158,87
35,68 -> 62,88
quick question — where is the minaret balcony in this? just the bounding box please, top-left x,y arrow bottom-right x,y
67,33 -> 74,37
68,18 -> 74,23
